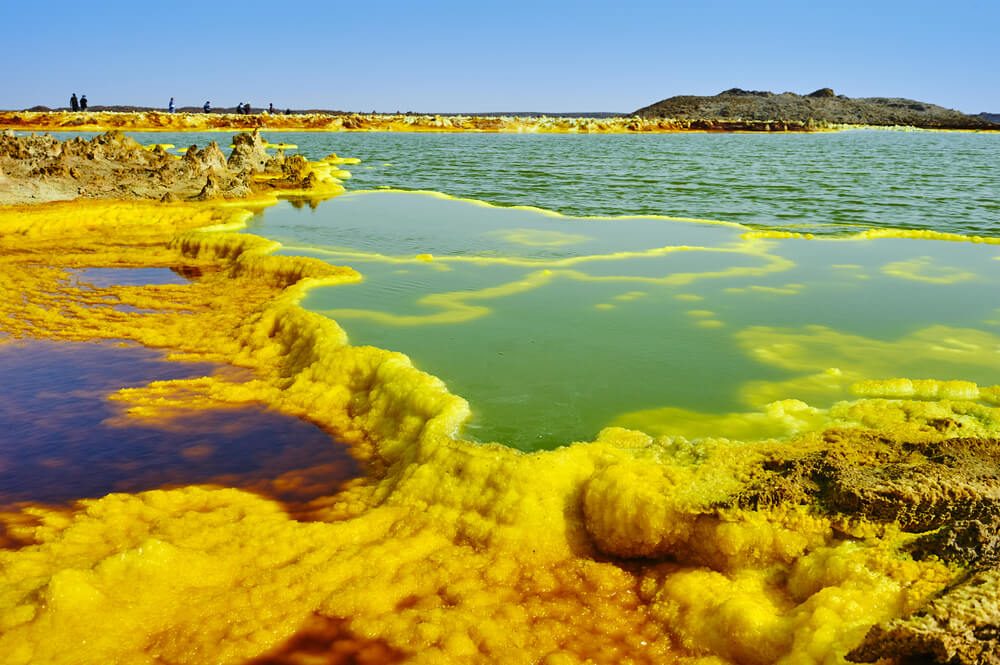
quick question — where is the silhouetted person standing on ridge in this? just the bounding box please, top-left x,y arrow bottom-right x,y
79,95 -> 88,111
168,97 -> 175,113
70,94 -> 79,112
203,101 -> 211,113
268,102 -> 274,114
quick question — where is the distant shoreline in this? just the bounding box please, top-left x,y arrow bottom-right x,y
11,105 -> 629,119
3,110 -> 999,134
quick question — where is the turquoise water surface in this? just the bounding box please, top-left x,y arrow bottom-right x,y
58,129 -> 1000,236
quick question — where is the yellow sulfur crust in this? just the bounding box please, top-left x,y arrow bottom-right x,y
0,111 -> 836,134
1,191 -> 997,664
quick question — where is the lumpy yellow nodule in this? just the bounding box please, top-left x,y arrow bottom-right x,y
0,195 -> 990,664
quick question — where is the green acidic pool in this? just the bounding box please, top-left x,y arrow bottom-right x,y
249,192 -> 1000,450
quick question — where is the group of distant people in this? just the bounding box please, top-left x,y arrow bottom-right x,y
67,93 -> 291,115
200,101 -> 288,114
69,93 -> 88,111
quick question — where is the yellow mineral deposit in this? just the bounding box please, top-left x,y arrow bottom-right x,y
617,322 -> 1000,440
2,167 -> 1000,664
746,227 -> 1000,245
737,324 -> 1000,383
0,111 -> 830,134
489,228 -> 592,247
881,256 -> 978,284
724,283 -> 804,295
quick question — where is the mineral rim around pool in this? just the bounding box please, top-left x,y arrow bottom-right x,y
1,132 -> 1000,665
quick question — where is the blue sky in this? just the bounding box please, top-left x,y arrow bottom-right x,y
7,0 -> 998,113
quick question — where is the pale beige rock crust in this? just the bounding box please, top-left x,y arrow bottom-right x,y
0,130 -> 327,206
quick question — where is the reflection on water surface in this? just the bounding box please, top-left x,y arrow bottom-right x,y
0,339 -> 359,505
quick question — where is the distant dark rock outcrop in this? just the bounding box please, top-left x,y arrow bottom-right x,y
634,89 -> 996,129
979,112 -> 1000,124
807,87 -> 836,98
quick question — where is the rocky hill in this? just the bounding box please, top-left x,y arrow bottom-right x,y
634,88 -> 999,129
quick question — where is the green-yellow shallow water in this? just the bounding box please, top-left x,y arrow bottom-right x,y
249,190 -> 1000,449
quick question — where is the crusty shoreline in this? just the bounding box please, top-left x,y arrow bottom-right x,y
0,129 -> 353,206
0,109 -> 933,134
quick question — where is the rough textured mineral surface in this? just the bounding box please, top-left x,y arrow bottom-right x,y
847,568 -> 1000,664
0,129 -> 341,205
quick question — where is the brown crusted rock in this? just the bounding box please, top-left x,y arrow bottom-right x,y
730,453 -> 822,510
200,141 -> 229,173
263,148 -> 286,174
824,462 -> 1000,531
0,132 -> 62,160
91,131 -> 144,160
716,431 -> 1000,663
193,173 -> 220,200
57,131 -> 146,164
847,569 -> 1000,664
180,142 -> 227,175
808,88 -> 836,98
227,130 -> 270,174
0,130 -> 342,204
220,181 -> 253,199
281,154 -> 310,179
180,144 -> 202,176
341,115 -> 363,129
300,171 -> 318,190
823,437 -> 1000,559
728,435 -> 1000,567
911,517 -> 1000,568
634,89 -> 996,128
